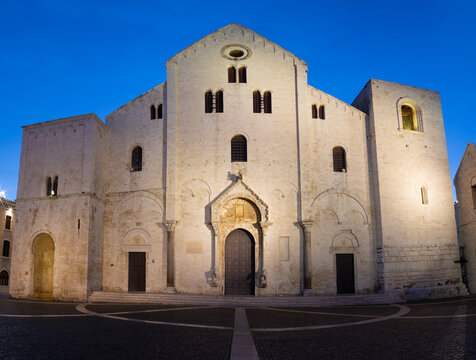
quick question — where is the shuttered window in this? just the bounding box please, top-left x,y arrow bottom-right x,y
216,91 -> 224,113
239,67 -> 247,83
264,91 -> 272,113
228,67 -> 236,83
253,91 -> 261,113
231,135 -> 247,162
312,105 -> 318,119
333,147 -> 346,172
205,91 -> 213,113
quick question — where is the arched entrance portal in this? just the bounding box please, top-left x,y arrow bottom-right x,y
225,229 -> 255,295
32,233 -> 55,299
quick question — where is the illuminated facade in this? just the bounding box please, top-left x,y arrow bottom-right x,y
0,197 -> 14,295
10,24 -> 467,301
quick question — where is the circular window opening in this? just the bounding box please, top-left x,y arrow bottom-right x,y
229,49 -> 244,58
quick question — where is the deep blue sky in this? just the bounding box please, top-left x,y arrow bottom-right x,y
1,0 -> 475,200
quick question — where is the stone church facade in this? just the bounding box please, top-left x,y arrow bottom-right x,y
10,24 -> 467,301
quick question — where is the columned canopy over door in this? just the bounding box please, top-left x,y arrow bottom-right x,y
128,252 -> 146,292
336,253 -> 355,294
225,229 -> 255,295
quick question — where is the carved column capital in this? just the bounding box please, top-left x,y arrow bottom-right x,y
165,220 -> 178,232
300,220 -> 314,230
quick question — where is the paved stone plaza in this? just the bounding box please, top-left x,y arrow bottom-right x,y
0,295 -> 475,359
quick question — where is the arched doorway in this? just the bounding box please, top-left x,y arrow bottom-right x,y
32,233 -> 55,299
225,229 -> 255,295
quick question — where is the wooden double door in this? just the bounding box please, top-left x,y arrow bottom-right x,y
225,229 -> 255,295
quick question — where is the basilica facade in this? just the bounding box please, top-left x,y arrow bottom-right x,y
10,24 -> 467,301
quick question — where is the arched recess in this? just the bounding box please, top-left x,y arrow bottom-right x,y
112,191 -> 164,226
0,270 -> 8,286
209,179 -> 271,292
396,97 -> 423,132
32,233 -> 55,299
122,228 -> 151,253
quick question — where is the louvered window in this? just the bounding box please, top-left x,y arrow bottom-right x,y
333,147 -> 346,172
150,105 -> 156,120
319,105 -> 325,119
2,240 -> 10,257
312,105 -> 318,119
228,67 -> 236,83
264,91 -> 272,113
231,135 -> 247,162
131,146 -> 143,171
205,91 -> 213,113
216,91 -> 224,113
157,104 -> 163,119
253,91 -> 261,113
239,67 -> 247,83
4,216 -> 11,230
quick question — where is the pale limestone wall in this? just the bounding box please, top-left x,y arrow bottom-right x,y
11,115 -> 107,301
454,143 -> 476,293
166,25 -> 306,295
356,79 -> 465,296
0,202 -> 14,294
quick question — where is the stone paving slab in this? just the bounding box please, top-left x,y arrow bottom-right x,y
0,298 -> 81,315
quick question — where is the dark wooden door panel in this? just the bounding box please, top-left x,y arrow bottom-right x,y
128,252 -> 146,292
225,229 -> 255,295
336,253 -> 355,294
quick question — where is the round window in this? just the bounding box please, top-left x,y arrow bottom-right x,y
221,45 -> 251,60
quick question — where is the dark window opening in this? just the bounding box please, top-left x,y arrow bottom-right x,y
4,216 -> 11,230
319,105 -> 325,119
472,185 -> 476,209
47,177 -> 52,196
150,105 -> 156,120
333,147 -> 346,172
53,176 -> 58,196
229,49 -> 244,58
228,67 -> 236,83
253,91 -> 261,113
131,146 -> 143,172
216,91 -> 224,113
231,135 -> 247,162
157,104 -> 163,119
2,240 -> 10,257
205,91 -> 213,113
239,67 -> 247,83
0,270 -> 8,286
264,91 -> 272,113
312,105 -> 318,119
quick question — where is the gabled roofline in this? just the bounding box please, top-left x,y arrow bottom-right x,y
307,84 -> 367,118
22,113 -> 107,131
454,142 -> 476,181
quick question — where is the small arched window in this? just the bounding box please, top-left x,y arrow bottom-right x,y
205,91 -> 213,113
333,147 -> 346,172
131,146 -> 143,172
312,105 -> 318,119
150,105 -> 156,120
157,104 -> 163,119
228,67 -> 236,83
4,216 -> 11,230
471,184 -> 476,209
231,135 -> 247,162
319,105 -> 325,119
253,91 -> 261,113
264,91 -> 272,114
2,240 -> 10,257
401,105 -> 417,130
216,91 -> 224,113
47,177 -> 52,196
239,67 -> 247,83
52,176 -> 58,196
0,270 -> 8,286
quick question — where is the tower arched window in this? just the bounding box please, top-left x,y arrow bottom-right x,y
0,270 -> 8,286
205,91 -> 213,113
216,91 -> 224,113
312,105 -> 318,119
401,105 -> 417,130
157,104 -> 163,119
253,91 -> 261,113
472,184 -> 476,209
239,67 -> 247,83
319,105 -> 325,119
131,146 -> 143,172
333,146 -> 346,172
264,91 -> 272,113
150,105 -> 156,120
397,99 -> 423,132
228,67 -> 236,83
2,240 -> 10,257
231,135 -> 247,162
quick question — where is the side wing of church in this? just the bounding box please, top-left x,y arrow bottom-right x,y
10,24 -> 467,301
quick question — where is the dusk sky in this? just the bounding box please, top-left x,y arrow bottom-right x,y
1,0 -> 474,200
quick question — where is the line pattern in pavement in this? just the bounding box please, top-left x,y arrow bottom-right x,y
230,307 -> 259,360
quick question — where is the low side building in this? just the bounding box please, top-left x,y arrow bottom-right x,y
0,197 -> 14,295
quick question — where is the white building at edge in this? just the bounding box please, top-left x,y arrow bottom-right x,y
10,24 -> 467,301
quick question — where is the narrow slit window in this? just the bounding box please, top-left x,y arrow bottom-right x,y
264,91 -> 272,114
253,91 -> 261,113
421,187 -> 428,205
228,67 -> 236,83
157,104 -> 163,119
333,147 -> 346,172
5,215 -> 11,230
131,146 -> 143,172
319,105 -> 325,119
205,91 -> 213,113
215,91 -> 224,113
47,177 -> 52,196
472,185 -> 476,209
2,240 -> 10,257
312,105 -> 318,119
231,135 -> 247,162
239,67 -> 247,83
0,270 -> 8,286
150,105 -> 156,120
52,176 -> 58,196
